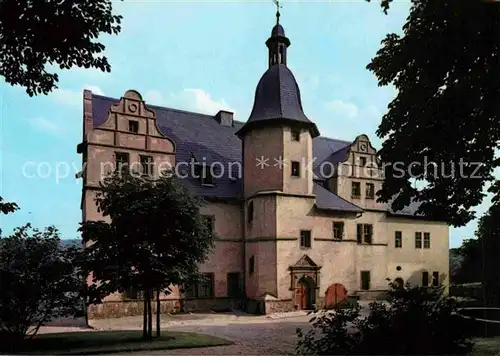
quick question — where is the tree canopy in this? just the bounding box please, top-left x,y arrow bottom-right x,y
0,0 -> 122,96
368,0 -> 500,227
0,224 -> 85,349
81,170 -> 216,339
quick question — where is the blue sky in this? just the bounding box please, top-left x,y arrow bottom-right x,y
0,0 -> 493,247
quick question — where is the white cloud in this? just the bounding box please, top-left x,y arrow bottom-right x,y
144,88 -> 234,116
50,85 -> 104,107
325,99 -> 382,122
28,117 -> 63,135
183,88 -> 231,114
325,100 -> 359,118
143,90 -> 164,106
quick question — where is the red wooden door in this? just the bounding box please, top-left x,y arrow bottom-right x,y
296,284 -> 306,309
324,283 -> 347,308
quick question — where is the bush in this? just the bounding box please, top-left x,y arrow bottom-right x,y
296,281 -> 474,355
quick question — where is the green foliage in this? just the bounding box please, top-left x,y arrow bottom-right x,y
0,0 -> 122,96
476,205 -> 500,306
453,238 -> 482,284
449,206 -> 500,306
0,224 -> 85,349
0,196 -> 18,215
80,170 -> 216,338
367,0 -> 500,227
296,282 -> 474,355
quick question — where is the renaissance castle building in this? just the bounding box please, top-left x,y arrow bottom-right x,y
78,13 -> 449,318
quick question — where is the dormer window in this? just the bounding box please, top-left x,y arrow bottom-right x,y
128,120 -> 139,133
194,163 -> 213,186
291,129 -> 300,141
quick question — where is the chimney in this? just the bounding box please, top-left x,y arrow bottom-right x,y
215,110 -> 234,127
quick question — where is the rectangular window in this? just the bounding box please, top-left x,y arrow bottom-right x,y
432,271 -> 439,287
227,272 -> 242,298
363,224 -> 373,244
140,155 -> 153,176
395,231 -> 402,248
249,256 -> 255,274
356,224 -> 373,244
424,232 -> 431,249
366,183 -> 375,199
128,120 -> 139,133
184,273 -> 214,298
291,161 -> 300,177
333,222 -> 344,240
291,129 -> 300,141
352,182 -> 361,198
359,156 -> 367,167
203,215 -> 214,233
300,230 -> 312,248
115,152 -> 129,173
422,271 -> 429,287
361,271 -> 370,290
415,232 -> 422,249
247,202 -> 254,224
198,273 -> 214,298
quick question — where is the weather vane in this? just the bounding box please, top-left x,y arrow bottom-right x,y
272,0 -> 282,24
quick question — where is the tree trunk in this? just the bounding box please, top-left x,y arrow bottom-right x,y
156,289 -> 161,337
147,288 -> 153,340
143,293 -> 148,339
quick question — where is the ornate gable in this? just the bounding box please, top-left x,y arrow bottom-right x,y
294,254 -> 317,268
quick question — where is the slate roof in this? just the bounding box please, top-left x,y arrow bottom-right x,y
235,64 -> 320,138
313,183 -> 363,213
271,24 -> 286,37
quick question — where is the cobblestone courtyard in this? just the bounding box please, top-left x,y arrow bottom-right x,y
39,305 -> 374,355
40,311 -> 315,355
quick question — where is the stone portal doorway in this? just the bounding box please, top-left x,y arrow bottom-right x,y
296,277 -> 315,310
289,255 -> 321,311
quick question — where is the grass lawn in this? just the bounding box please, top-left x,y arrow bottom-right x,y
17,330 -> 232,355
472,337 -> 500,356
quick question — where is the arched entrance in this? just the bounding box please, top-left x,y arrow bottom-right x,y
296,276 -> 315,310
394,278 -> 404,290
324,283 -> 347,308
288,255 -> 321,311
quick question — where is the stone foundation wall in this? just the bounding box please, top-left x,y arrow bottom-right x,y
265,299 -> 295,314
245,299 -> 296,315
88,298 -> 243,319
355,290 -> 387,301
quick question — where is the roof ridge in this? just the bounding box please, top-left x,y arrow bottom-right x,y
92,93 -> 217,119
316,136 -> 352,144
277,64 -> 284,117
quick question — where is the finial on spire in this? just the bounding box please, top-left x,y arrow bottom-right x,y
272,0 -> 282,24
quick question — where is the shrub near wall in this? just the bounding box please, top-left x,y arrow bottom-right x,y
296,283 -> 474,355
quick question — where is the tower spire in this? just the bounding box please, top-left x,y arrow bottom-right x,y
273,0 -> 281,24
267,0 -> 289,67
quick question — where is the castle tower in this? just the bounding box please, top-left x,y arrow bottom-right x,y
236,10 -> 320,306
